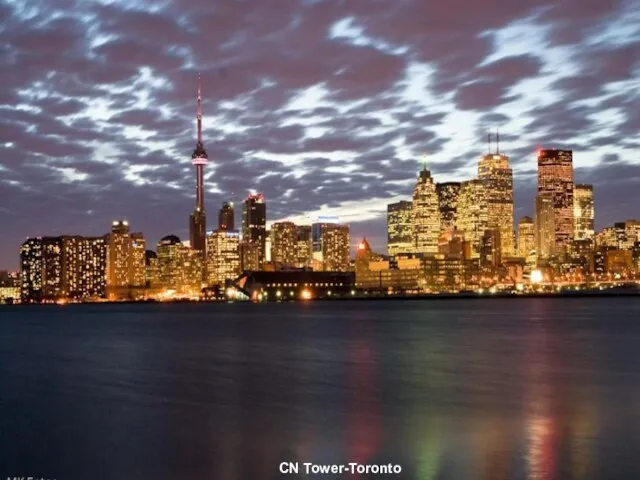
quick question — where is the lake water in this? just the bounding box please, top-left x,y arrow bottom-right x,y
1,298 -> 640,479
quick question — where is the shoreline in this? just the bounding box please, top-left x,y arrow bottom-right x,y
3,286 -> 640,306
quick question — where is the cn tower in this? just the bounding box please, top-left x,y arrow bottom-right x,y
189,74 -> 208,251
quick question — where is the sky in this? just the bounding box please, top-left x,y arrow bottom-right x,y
1,0 -> 639,269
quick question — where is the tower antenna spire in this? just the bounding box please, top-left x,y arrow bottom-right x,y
488,132 -> 491,154
197,73 -> 202,145
496,128 -> 500,154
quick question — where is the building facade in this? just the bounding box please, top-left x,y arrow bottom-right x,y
535,194 -> 556,260
517,216 -> 536,262
436,182 -> 461,234
412,168 -> 440,255
573,184 -> 594,241
322,224 -> 350,271
457,179 -> 488,258
538,149 -> 574,251
295,225 -> 312,268
387,200 -> 413,256
218,202 -> 234,231
206,230 -> 241,286
242,194 -> 266,268
478,153 -> 514,257
271,221 -> 298,266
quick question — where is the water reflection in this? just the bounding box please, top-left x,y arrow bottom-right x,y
1,299 -> 640,479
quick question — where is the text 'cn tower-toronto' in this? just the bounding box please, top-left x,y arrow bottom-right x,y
189,75 -> 208,251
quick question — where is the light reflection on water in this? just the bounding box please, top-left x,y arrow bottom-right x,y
1,297 -> 639,479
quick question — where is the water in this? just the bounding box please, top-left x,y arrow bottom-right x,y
1,298 -> 640,479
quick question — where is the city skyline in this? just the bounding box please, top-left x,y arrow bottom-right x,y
1,0 -> 639,269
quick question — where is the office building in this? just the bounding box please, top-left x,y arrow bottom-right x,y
219,202 -> 234,231
412,167 -> 440,255
478,152 -> 514,257
295,225 -> 312,268
107,220 -> 130,288
242,193 -> 266,268
535,194 -> 556,260
387,200 -> 413,256
436,182 -> 461,234
129,233 -> 146,287
517,216 -> 536,262
457,179 -> 488,258
538,149 -> 574,251
322,224 -> 350,271
573,184 -> 594,241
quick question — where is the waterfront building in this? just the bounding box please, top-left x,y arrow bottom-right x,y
295,225 -> 312,268
573,184 -> 594,241
145,250 -> 159,287
387,200 -> 413,256
322,224 -> 350,272
156,235 -> 185,291
436,182 -> 461,234
218,201 -> 234,231
624,220 -> 640,250
596,226 -> 618,248
480,228 -> 502,270
206,230 -> 240,286
311,217 -> 339,265
242,193 -> 266,268
230,270 -> 355,300
20,238 -> 44,302
239,240 -> 260,271
538,149 -> 574,251
62,236 -> 106,299
479,152 -> 514,257
189,75 -> 209,252
517,216 -> 536,263
129,233 -> 146,287
457,179 -> 488,258
412,167 -> 440,255
107,220 -> 130,289
535,194 -> 556,260
271,221 -> 298,266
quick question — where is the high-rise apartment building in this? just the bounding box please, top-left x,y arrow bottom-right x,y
573,184 -> 594,241
538,149 -> 574,251
206,230 -> 240,286
436,182 -> 461,234
129,233 -> 146,287
61,236 -> 107,298
242,194 -> 266,268
218,202 -> 234,231
322,224 -> 350,272
239,240 -> 260,272
156,235 -> 184,291
387,200 -> 413,256
517,216 -> 536,261
271,221 -> 298,266
412,167 -> 440,255
535,194 -> 556,260
457,179 -> 488,258
20,238 -> 44,302
478,153 -> 514,257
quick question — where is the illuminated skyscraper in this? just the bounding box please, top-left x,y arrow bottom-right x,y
189,75 -> 208,252
218,202 -> 234,231
242,194 -> 266,268
271,221 -> 298,266
145,250 -> 159,287
412,167 -> 440,255
457,179 -> 488,258
387,200 -> 413,256
479,152 -> 514,257
107,220 -> 130,288
239,240 -> 260,271
19,237 -> 67,302
20,238 -> 43,302
573,184 -> 594,241
129,233 -> 146,287
322,224 -> 350,271
517,216 -> 536,262
61,236 -> 106,299
538,149 -> 574,251
436,182 -> 461,233
295,225 -> 312,268
206,230 -> 240,286
535,194 -> 556,260
156,235 -> 184,290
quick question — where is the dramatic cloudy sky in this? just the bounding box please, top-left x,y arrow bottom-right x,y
1,0 -> 639,268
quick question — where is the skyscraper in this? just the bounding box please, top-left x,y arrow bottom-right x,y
129,233 -> 146,287
189,75 -> 208,252
107,220 -> 130,289
295,225 -> 312,268
242,194 -> 267,268
573,184 -> 594,241
206,230 -> 240,286
219,202 -> 234,231
538,149 -> 574,251
412,167 -> 440,255
517,216 -> 536,261
436,182 -> 461,234
387,200 -> 413,256
61,236 -> 107,299
478,151 -> 514,257
271,221 -> 298,266
535,194 -> 556,260
457,179 -> 488,258
322,224 -> 350,271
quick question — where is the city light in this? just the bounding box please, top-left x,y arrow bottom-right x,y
530,270 -> 544,284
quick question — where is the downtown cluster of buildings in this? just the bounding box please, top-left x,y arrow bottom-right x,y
2,80 -> 639,303
354,142 -> 640,292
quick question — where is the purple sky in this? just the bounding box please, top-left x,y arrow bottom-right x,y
1,0 -> 639,269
